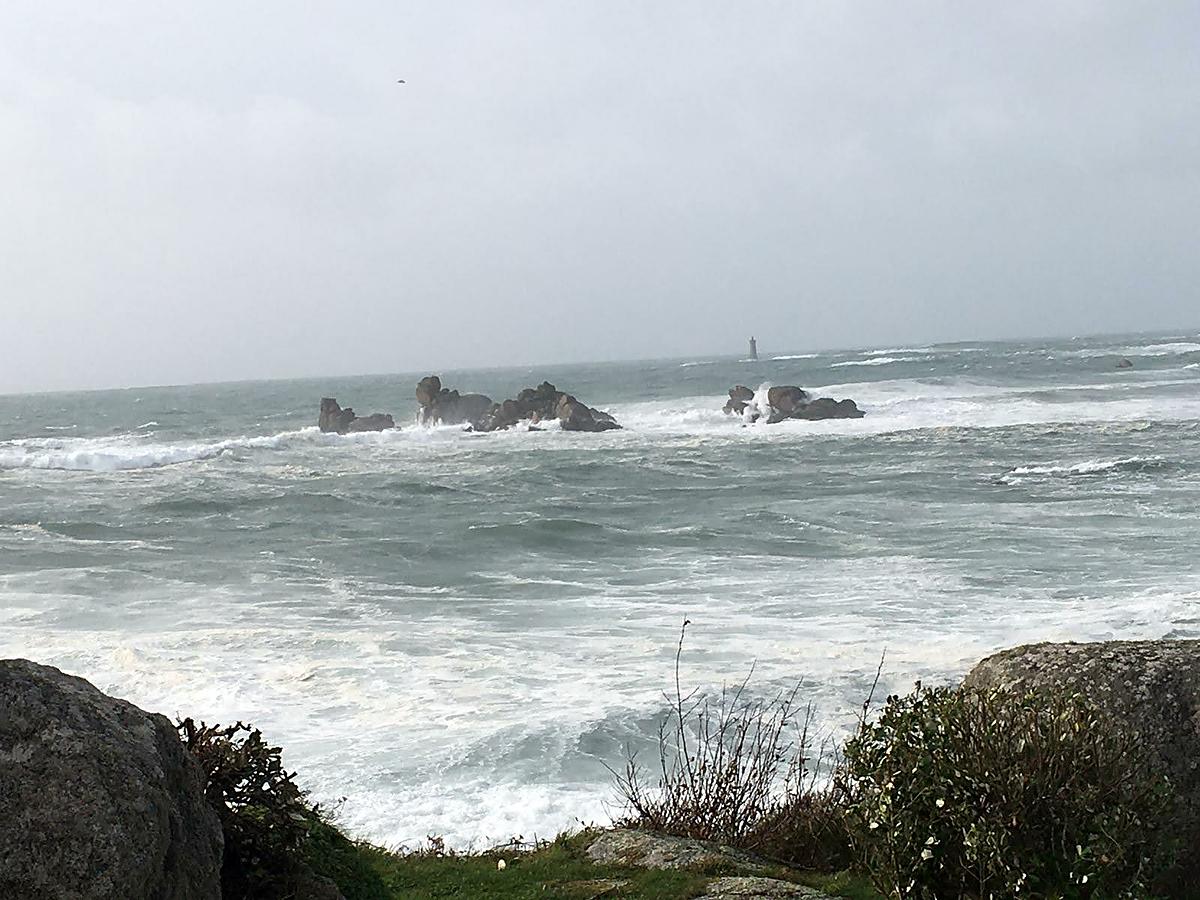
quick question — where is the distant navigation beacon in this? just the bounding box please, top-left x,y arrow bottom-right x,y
749,336 -> 758,360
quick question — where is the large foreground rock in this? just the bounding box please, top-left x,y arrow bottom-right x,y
965,640 -> 1200,879
0,659 -> 222,900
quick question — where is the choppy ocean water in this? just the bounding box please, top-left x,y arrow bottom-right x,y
2,332 -> 1200,846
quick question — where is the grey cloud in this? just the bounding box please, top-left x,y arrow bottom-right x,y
2,1 -> 1197,392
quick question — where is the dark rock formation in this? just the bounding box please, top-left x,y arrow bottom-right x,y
318,398 -> 394,434
0,659 -> 223,900
723,385 -> 755,415
965,640 -> 1200,881
415,376 -> 495,428
723,385 -> 864,424
418,377 -> 620,433
1117,357 -> 1134,369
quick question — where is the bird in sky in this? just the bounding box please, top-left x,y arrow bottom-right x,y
397,79 -> 406,84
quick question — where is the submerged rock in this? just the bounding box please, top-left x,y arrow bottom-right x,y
0,659 -> 222,900
318,398 -> 394,434
697,877 -> 833,899
724,385 -> 863,424
1117,357 -> 1134,369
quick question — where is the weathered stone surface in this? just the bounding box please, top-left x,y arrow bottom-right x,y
0,659 -> 222,900
696,877 -> 833,899
965,639 -> 1200,878
966,641 -> 1200,785
318,398 -> 393,434
585,829 -> 762,872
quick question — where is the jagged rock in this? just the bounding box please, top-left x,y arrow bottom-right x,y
724,385 -> 863,424
318,398 -> 394,434
0,659 -> 222,900
419,377 -> 620,433
585,829 -> 763,872
415,376 -> 494,428
319,398 -> 356,434
723,385 -> 755,415
697,877 -> 833,899
767,386 -> 811,415
965,640 -> 1200,880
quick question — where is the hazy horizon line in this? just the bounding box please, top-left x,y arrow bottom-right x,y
3,322 -> 1196,400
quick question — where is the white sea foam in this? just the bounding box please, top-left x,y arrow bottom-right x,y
1067,341 -> 1200,359
999,455 -> 1164,483
771,354 -> 819,360
867,347 -> 933,355
0,428 -> 321,472
830,355 -> 933,367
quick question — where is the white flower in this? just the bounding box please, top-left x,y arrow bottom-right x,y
935,798 -> 945,808
921,848 -> 933,860
497,859 -> 507,871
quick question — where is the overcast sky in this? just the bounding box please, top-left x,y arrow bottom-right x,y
2,2 -> 1198,393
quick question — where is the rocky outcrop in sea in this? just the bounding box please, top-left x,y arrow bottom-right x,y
416,376 -> 621,432
318,398 -> 395,434
723,385 -> 864,423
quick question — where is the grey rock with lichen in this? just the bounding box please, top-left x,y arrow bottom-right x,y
696,877 -> 834,899
965,640 -> 1200,791
0,659 -> 222,900
585,828 -> 765,871
585,831 -> 836,897
965,639 -> 1200,879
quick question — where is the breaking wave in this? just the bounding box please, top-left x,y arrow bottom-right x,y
0,428 -> 320,472
831,355 -> 932,368
998,455 -> 1165,483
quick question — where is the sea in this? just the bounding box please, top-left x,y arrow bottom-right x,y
2,331 -> 1199,847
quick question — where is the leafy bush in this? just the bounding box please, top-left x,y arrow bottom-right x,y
840,685 -> 1175,899
179,718 -> 387,900
611,621 -> 851,869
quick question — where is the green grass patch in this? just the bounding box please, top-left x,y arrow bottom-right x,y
305,829 -> 884,900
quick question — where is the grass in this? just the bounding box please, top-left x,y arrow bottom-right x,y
307,829 -> 883,900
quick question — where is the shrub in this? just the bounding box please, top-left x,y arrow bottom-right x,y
180,718 -> 387,900
611,621 -> 851,869
840,685 -> 1175,899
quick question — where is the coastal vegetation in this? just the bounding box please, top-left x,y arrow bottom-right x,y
3,639 -> 1197,899
173,636 -> 1185,899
